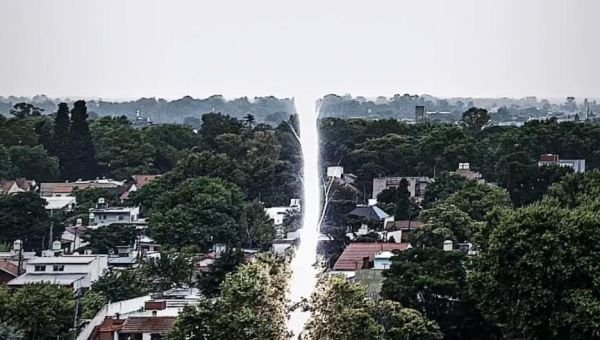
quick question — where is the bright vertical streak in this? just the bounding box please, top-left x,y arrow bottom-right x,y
287,96 -> 321,338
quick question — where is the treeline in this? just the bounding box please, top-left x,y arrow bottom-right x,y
320,115 -> 600,206
319,93 -> 598,122
0,95 -> 294,125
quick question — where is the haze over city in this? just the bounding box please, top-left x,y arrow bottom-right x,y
1,0 -> 599,99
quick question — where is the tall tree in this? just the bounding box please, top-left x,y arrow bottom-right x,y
8,283 -> 75,340
51,103 -> 70,177
0,192 -> 50,251
382,248 -> 497,339
149,177 -> 245,251
304,276 -> 443,340
170,256 -> 289,340
461,107 -> 491,132
9,103 -> 44,119
470,200 -> 600,339
66,100 -> 98,180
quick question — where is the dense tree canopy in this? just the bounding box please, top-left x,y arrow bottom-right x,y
470,200 -> 600,339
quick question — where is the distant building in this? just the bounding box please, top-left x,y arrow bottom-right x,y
538,154 -> 586,173
89,198 -> 140,228
372,176 -> 431,201
120,174 -> 161,201
0,261 -> 20,284
132,110 -> 154,129
385,220 -> 425,242
454,163 -> 483,181
8,253 -> 108,289
326,166 -> 357,185
40,179 -> 124,197
0,178 -> 36,195
415,105 -> 426,123
333,243 -> 410,271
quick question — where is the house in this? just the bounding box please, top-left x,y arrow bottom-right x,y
265,199 -> 301,239
79,288 -> 201,340
8,251 -> 109,290
44,195 -> 77,212
385,220 -> 425,242
372,176 -> 431,201
89,198 -> 140,228
538,154 -> 586,173
454,163 -> 483,181
0,178 -> 37,194
120,174 -> 160,201
40,179 -> 124,197
61,221 -> 89,253
333,243 -> 410,271
0,240 -> 36,264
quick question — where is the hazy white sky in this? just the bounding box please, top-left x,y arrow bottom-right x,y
0,0 -> 598,100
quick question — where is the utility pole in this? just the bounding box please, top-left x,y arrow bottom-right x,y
72,284 -> 82,340
48,209 -> 54,250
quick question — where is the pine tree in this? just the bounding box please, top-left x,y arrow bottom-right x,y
52,103 -> 70,178
66,100 -> 98,180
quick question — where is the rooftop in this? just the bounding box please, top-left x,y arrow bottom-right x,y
120,316 -> 176,334
0,261 -> 19,277
28,255 -> 101,265
385,220 -> 424,230
333,243 -> 409,271
8,273 -> 87,286
348,205 -> 390,221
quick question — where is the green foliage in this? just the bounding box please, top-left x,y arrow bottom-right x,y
545,169 -> 600,207
91,269 -> 151,302
142,249 -> 195,291
197,249 -> 246,297
470,200 -> 600,339
7,283 -> 75,340
241,201 -> 276,250
81,290 -> 106,319
445,181 -> 511,221
422,172 -> 469,208
0,192 -> 50,251
9,103 -> 44,118
64,100 -> 98,180
461,107 -> 491,132
82,224 -> 136,254
149,177 -> 245,251
411,203 -> 478,248
377,179 -> 420,220
170,256 -> 289,340
7,145 -> 59,181
305,276 -> 443,340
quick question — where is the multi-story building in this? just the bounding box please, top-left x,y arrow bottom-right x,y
89,198 -> 140,228
538,154 -> 586,173
8,250 -> 108,290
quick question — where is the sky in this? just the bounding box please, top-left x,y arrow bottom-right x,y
0,0 -> 598,100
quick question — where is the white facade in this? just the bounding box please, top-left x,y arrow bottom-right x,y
8,254 -> 108,289
89,206 -> 140,227
373,251 -> 394,270
327,166 -> 344,178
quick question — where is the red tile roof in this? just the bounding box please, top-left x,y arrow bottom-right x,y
132,175 -> 160,189
120,317 -> 176,334
385,220 -> 424,230
333,243 -> 409,271
0,261 -> 19,277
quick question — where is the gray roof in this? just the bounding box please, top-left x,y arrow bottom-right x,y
108,257 -> 137,265
8,273 -> 87,286
28,256 -> 97,264
348,205 -> 390,221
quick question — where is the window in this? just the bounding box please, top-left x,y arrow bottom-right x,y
53,265 -> 65,272
118,215 -> 124,221
34,265 -> 46,272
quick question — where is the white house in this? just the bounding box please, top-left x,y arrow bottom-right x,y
8,253 -> 108,289
89,198 -> 140,228
372,176 -> 432,201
